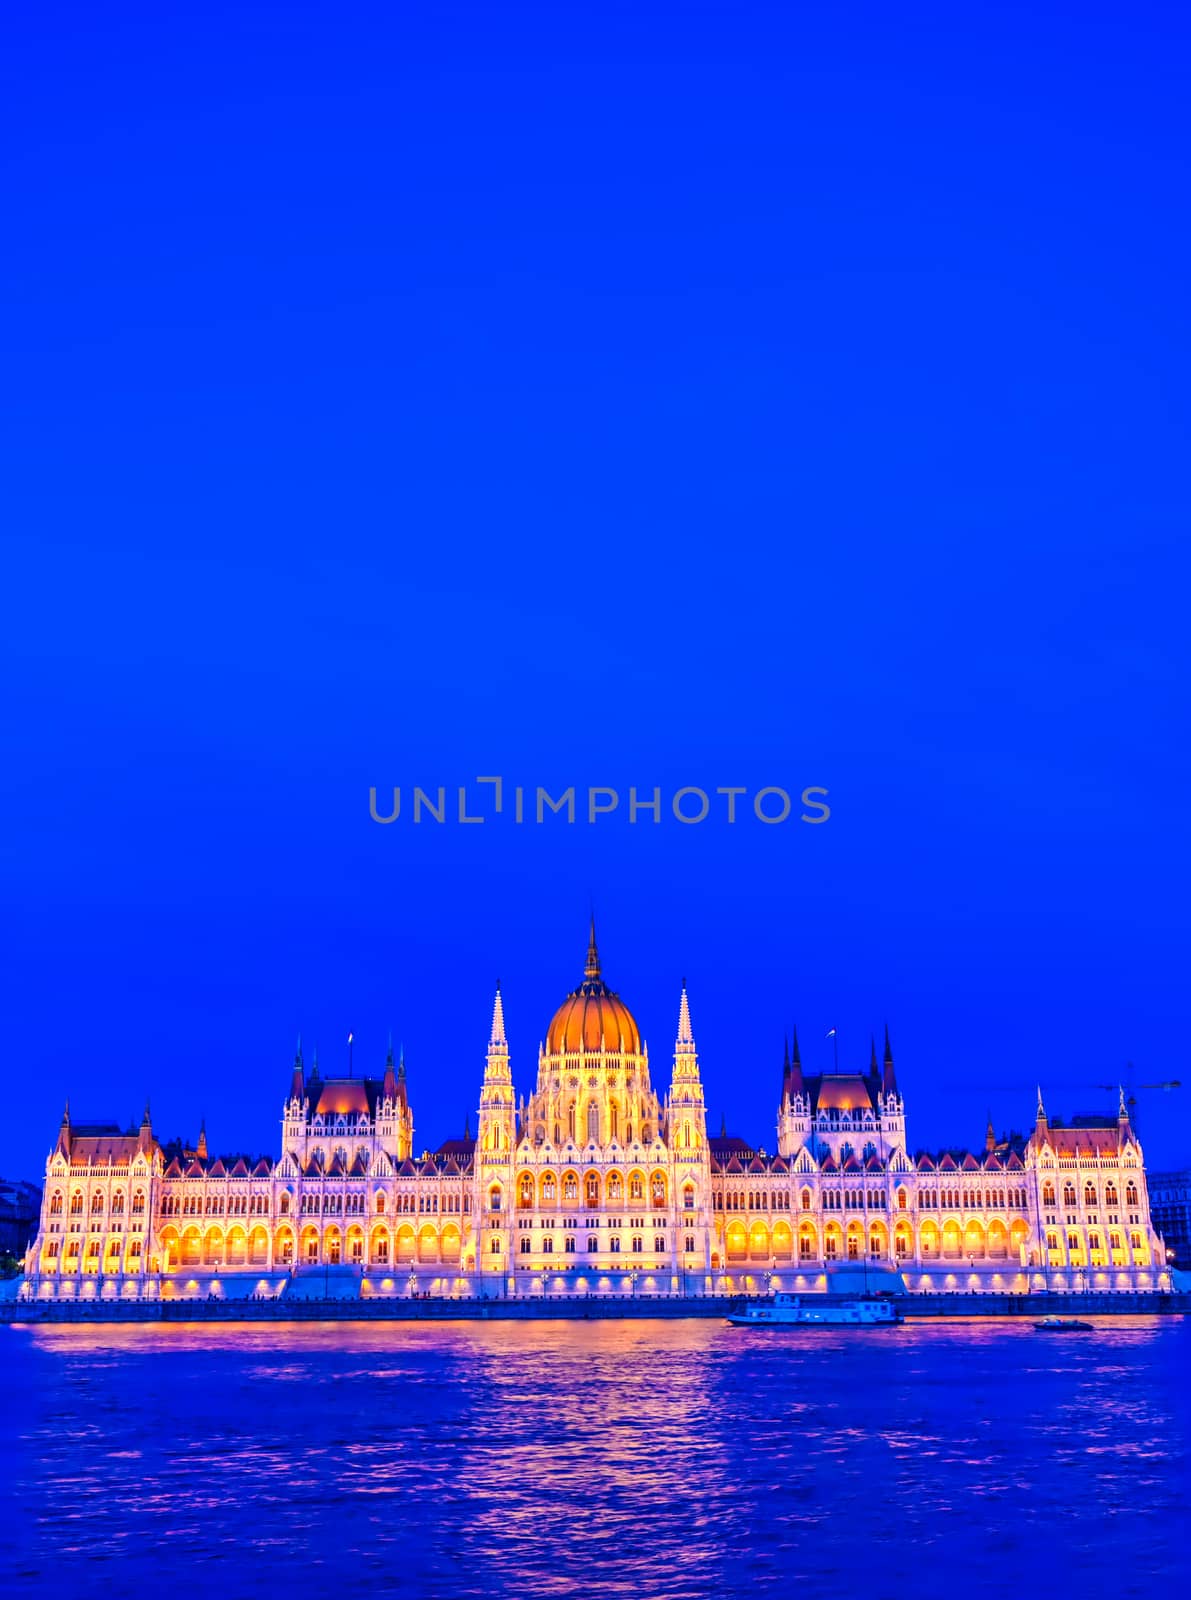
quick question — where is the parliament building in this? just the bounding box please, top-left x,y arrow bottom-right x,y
21,925 -> 1169,1300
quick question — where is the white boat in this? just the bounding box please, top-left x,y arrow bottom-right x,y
727,1292 -> 902,1327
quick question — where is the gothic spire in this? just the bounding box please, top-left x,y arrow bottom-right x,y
675,980 -> 695,1054
585,915 -> 601,981
882,1023 -> 897,1096
489,982 -> 508,1050
1036,1084 -> 1047,1124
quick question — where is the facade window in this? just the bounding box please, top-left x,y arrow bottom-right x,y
50,1193 -> 63,1216
91,1193 -> 104,1214
610,1237 -> 621,1254
543,1237 -> 554,1254
564,1236 -> 576,1254
587,1236 -> 598,1253
519,1238 -> 531,1255
654,1235 -> 665,1253
631,1236 -> 643,1254
684,1234 -> 695,1253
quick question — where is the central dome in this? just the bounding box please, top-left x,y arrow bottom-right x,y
544,921 -> 642,1056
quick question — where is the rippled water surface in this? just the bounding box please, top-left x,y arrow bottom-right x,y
3,1316 -> 1188,1598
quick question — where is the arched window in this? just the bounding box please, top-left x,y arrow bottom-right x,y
91,1192 -> 104,1214
519,1175 -> 534,1207
1042,1181 -> 1055,1206
1105,1183 -> 1118,1207
375,1193 -> 386,1214
1062,1183 -> 1076,1207
1084,1183 -> 1097,1208
50,1192 -> 63,1216
587,1103 -> 600,1142
629,1174 -> 643,1201
1126,1182 -> 1139,1207
800,1187 -> 812,1212
563,1173 -> 578,1202
112,1191 -> 125,1215
683,1184 -> 695,1212
585,1174 -> 600,1206
489,1185 -> 502,1212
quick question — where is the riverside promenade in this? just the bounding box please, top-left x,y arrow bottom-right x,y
2,1289 -> 1187,1324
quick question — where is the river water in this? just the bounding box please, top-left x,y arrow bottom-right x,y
3,1316 -> 1187,1598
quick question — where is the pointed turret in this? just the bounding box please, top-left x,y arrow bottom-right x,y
1036,1085 -> 1048,1128
56,1098 -> 71,1158
985,1111 -> 996,1155
138,1098 -> 154,1156
289,1035 -> 306,1103
396,1043 -> 408,1106
1118,1083 -> 1131,1135
585,915 -> 601,982
789,1026 -> 803,1095
882,1024 -> 897,1096
196,1118 -> 208,1161
382,1033 -> 399,1102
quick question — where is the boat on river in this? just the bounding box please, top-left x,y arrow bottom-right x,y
1033,1316 -> 1094,1333
727,1293 -> 902,1328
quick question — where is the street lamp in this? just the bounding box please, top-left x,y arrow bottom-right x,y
407,1269 -> 417,1301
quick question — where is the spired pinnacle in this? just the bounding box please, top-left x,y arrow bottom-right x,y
585,915 -> 601,981
676,980 -> 695,1050
489,982 -> 507,1049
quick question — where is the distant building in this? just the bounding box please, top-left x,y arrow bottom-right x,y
1147,1169 -> 1191,1267
0,1179 -> 43,1260
18,925 -> 1170,1300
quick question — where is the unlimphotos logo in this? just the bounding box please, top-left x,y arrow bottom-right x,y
369,778 -> 830,825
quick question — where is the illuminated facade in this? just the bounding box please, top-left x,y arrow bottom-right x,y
21,925 -> 1167,1299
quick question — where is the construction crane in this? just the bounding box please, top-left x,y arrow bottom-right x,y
980,1069 -> 1181,1134
1093,1063 -> 1181,1133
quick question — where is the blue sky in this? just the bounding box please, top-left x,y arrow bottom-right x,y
3,2 -> 1189,1176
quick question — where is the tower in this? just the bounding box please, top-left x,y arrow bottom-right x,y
667,980 -> 712,1280
877,1026 -> 906,1155
475,984 -> 515,1283
776,1027 -> 809,1157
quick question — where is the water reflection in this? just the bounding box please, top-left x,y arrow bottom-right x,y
3,1318 -> 1187,1598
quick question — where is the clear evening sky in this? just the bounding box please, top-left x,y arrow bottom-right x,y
3,3 -> 1189,1177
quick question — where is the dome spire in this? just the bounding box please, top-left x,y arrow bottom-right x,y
585,915 -> 601,981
